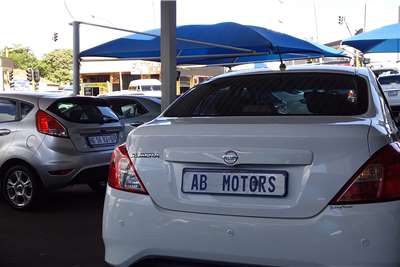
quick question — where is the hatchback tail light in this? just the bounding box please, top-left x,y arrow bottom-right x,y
36,110 -> 68,138
108,144 -> 148,194
330,142 -> 400,205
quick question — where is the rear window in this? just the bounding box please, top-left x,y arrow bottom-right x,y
141,85 -> 161,91
378,75 -> 400,85
48,97 -> 119,123
105,99 -> 149,119
164,73 -> 369,117
0,99 -> 17,122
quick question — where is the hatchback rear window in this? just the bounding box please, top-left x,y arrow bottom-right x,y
378,75 -> 400,85
48,97 -> 119,123
164,73 -> 369,117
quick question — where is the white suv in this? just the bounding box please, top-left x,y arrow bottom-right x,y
103,66 -> 400,267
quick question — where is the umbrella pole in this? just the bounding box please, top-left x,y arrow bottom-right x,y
72,21 -> 80,95
160,0 -> 177,110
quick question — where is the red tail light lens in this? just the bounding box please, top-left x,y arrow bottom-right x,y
108,144 -> 148,194
36,110 -> 68,138
330,142 -> 400,205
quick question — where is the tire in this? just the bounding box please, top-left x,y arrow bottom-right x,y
88,181 -> 107,194
1,165 -> 42,210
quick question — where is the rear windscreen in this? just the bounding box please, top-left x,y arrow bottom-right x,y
141,85 -> 161,91
164,73 -> 369,117
48,97 -> 119,123
378,75 -> 400,85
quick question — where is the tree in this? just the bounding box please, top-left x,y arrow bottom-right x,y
40,49 -> 73,85
2,45 -> 40,70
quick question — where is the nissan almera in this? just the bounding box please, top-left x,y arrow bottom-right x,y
103,66 -> 400,267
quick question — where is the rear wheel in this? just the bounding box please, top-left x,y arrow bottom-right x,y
1,165 -> 41,210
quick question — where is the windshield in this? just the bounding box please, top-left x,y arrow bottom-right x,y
141,85 -> 161,91
164,73 -> 368,117
379,75 -> 400,85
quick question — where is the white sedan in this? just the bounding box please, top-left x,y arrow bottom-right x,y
103,66 -> 400,267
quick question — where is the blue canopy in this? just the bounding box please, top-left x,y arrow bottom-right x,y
81,22 -> 346,65
176,42 -> 347,65
342,23 -> 400,53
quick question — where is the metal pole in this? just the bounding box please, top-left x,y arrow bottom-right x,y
364,1 -> 367,31
398,5 -> 400,22
119,72 -> 123,91
0,67 -> 4,91
313,1 -> 319,43
80,52 -> 270,62
72,21 -> 80,95
160,0 -> 176,111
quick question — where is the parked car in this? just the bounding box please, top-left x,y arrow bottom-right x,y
103,65 -> 400,267
100,95 -> 161,139
372,67 -> 399,77
127,79 -> 161,97
0,93 -> 124,210
378,72 -> 400,113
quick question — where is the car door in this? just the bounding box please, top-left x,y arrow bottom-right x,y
0,98 -> 20,164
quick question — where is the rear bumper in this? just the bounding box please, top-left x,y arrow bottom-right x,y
103,188 -> 400,267
33,145 -> 113,188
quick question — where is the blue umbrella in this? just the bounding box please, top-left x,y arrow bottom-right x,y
81,22 -> 345,64
342,23 -> 400,53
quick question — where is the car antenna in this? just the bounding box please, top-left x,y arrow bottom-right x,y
277,47 -> 286,71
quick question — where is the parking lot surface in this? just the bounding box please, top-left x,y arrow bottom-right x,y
0,185 -> 107,267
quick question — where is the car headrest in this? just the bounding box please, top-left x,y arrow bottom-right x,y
304,91 -> 355,115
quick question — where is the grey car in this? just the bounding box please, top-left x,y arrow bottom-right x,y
0,92 -> 124,210
101,95 -> 161,139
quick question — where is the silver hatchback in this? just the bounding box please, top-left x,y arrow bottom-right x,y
0,92 -> 124,210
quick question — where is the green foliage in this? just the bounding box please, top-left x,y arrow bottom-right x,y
1,45 -> 73,85
3,45 -> 40,70
40,49 -> 73,85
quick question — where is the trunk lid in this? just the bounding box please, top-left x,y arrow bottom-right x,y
40,96 -> 124,152
128,116 -> 372,219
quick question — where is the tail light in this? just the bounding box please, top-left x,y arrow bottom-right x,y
330,142 -> 400,205
108,144 -> 148,194
36,110 -> 68,138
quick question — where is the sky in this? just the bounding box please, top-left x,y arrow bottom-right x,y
1,0 -> 400,58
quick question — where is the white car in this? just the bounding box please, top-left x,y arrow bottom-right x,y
103,66 -> 400,267
127,79 -> 162,98
378,73 -> 400,112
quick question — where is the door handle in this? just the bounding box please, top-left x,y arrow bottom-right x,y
0,129 -> 11,136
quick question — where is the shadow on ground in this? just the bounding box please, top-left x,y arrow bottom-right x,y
0,185 -> 108,267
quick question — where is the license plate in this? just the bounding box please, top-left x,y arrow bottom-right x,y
87,133 -> 118,147
182,169 -> 287,197
388,91 -> 398,97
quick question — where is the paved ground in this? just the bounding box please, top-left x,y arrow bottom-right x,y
0,186 -> 243,267
0,185 -> 108,267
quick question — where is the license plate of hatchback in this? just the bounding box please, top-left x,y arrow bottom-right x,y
388,91 -> 398,97
87,133 -> 118,147
182,169 -> 288,197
